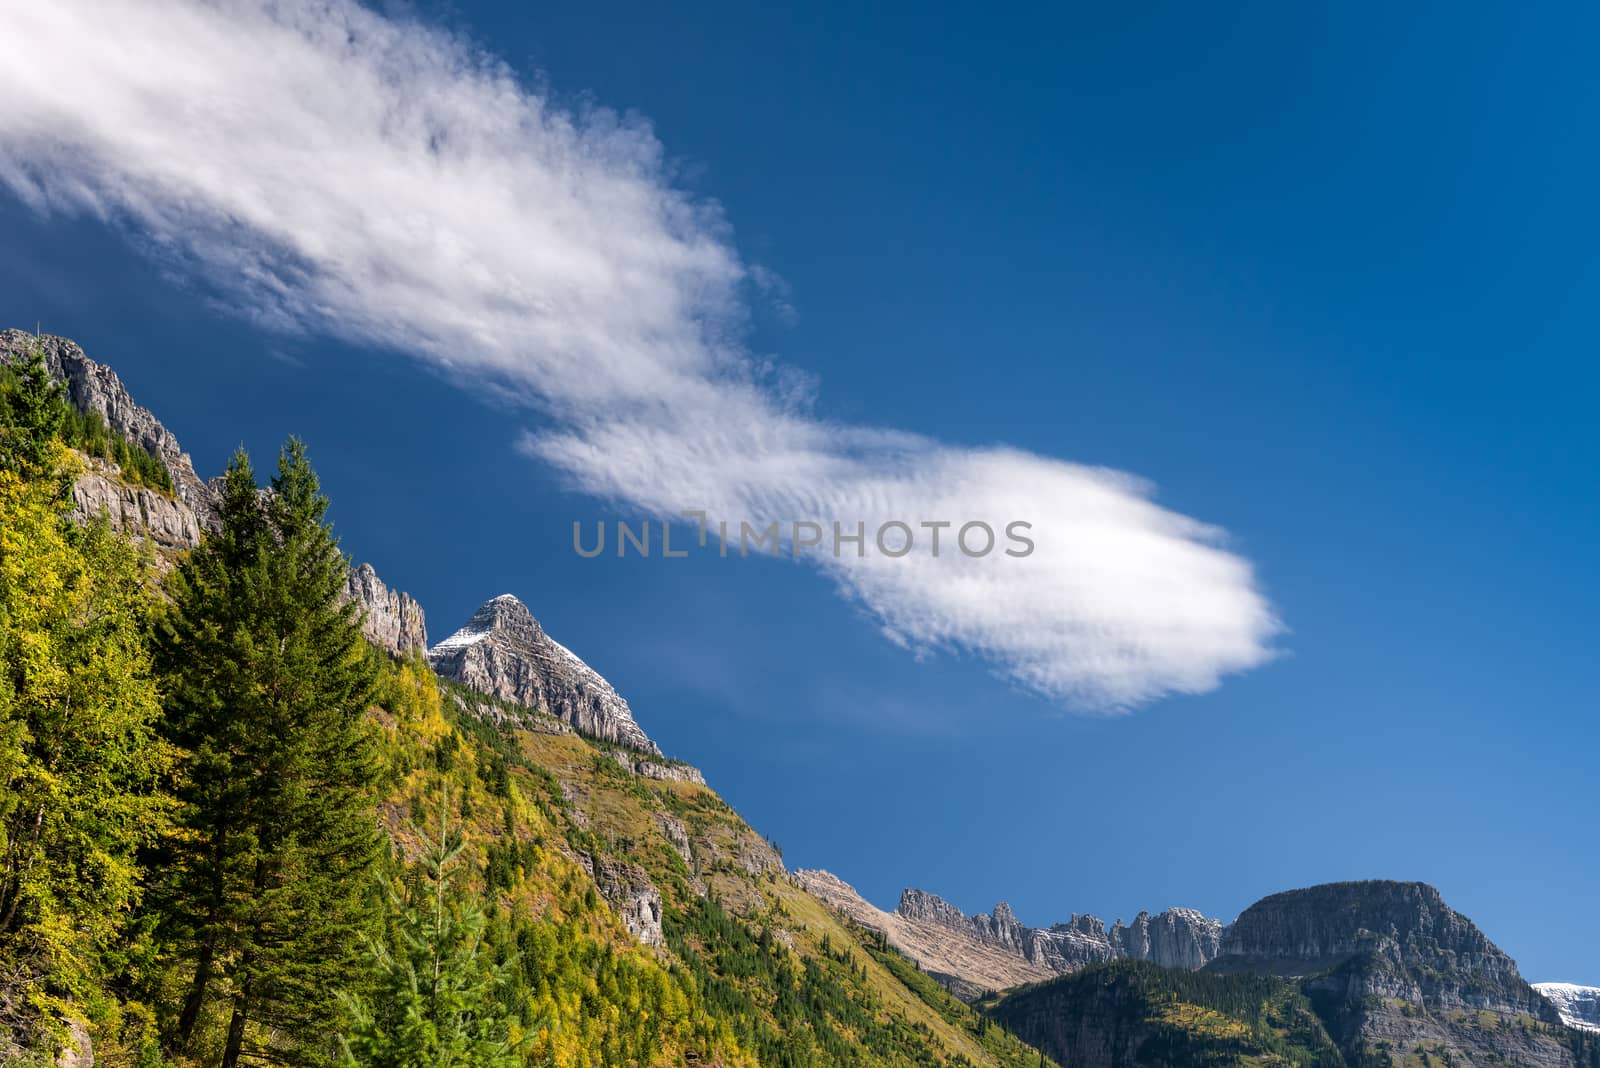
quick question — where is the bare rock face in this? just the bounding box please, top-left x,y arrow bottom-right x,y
72,457 -> 202,552
897,888 -> 977,931
580,853 -> 664,947
608,748 -> 706,786
1108,907 -> 1224,970
3,330 -> 212,555
1536,983 -> 1600,1034
430,594 -> 661,755
1,330 -> 219,528
344,563 -> 428,656
656,813 -> 693,869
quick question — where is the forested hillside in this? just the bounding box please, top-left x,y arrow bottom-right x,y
980,962 -> 1348,1068
0,338 -> 1051,1067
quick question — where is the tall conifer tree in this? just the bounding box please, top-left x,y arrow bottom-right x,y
152,438 -> 381,1067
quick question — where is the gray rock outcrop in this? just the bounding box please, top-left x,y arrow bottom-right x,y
430,594 -> 661,754
345,562 -> 428,656
55,1018 -> 93,1068
609,748 -> 706,786
72,456 -> 202,552
1107,907 -> 1224,970
580,852 -> 664,947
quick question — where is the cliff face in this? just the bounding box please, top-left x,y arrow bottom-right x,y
1109,907 -> 1225,971
71,456 -> 203,553
1210,880 -> 1578,1067
345,563 -> 428,657
983,883 -> 1596,1068
897,887 -> 1224,978
429,594 -> 663,755
1213,881 -> 1552,1015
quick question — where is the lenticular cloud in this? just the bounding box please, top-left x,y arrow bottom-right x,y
0,0 -> 1281,710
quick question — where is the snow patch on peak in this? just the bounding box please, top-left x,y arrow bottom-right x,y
430,623 -> 490,654
1535,982 -> 1600,1033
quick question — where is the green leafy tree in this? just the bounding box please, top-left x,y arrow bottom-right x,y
150,439 -> 381,1067
0,404 -> 168,1058
339,796 -> 526,1068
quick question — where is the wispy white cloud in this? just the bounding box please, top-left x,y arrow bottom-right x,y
0,0 -> 1281,710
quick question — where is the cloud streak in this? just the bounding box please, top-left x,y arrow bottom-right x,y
0,0 -> 1280,710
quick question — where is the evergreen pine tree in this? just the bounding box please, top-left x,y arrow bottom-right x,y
150,438 -> 381,1067
338,794 -> 525,1068
0,341 -> 69,498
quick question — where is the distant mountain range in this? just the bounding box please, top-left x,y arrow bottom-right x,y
796,869 -> 1224,999
3,326 -> 1595,1068
800,866 -> 1599,1065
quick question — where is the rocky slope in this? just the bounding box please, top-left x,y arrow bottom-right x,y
797,870 -> 1224,1000
1209,880 -> 1581,1067
1537,983 -> 1600,1034
430,593 -> 665,755
796,870 -> 1058,999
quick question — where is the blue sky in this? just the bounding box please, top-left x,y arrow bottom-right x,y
2,1 -> 1596,981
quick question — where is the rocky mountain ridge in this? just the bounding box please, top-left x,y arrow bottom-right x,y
896,885 -> 1224,975
1,332 -> 438,659
798,869 -> 1224,1000
982,881 -> 1599,1068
